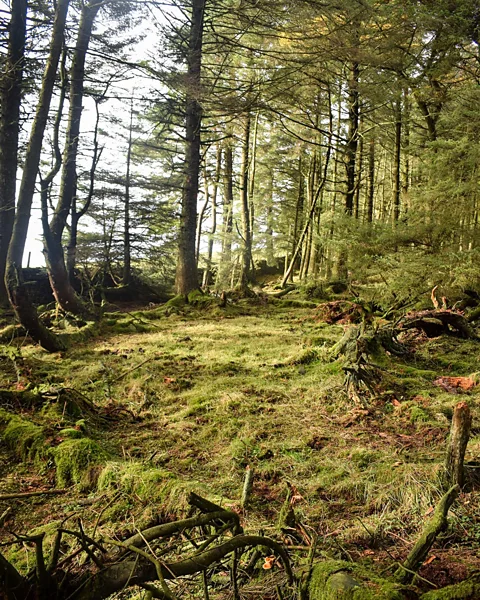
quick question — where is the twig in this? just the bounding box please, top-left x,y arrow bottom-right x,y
0,507 -> 12,526
114,357 -> 155,382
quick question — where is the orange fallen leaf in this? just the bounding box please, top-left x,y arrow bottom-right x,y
423,555 -> 437,566
392,398 -> 401,407
363,549 -> 375,556
163,377 -> 177,384
433,376 -> 476,393
424,506 -> 434,517
263,556 -> 276,570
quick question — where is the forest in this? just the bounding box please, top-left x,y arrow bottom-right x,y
0,0 -> 480,598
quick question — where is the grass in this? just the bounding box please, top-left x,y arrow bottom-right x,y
1,299 -> 480,591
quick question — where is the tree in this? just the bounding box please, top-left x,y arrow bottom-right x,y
175,0 -> 206,296
42,0 -> 101,317
5,0 -> 70,351
0,0 -> 27,306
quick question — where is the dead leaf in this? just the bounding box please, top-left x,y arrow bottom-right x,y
424,506 -> 434,517
392,398 -> 401,407
433,376 -> 476,393
363,549 -> 375,556
423,555 -> 437,566
263,556 -> 276,570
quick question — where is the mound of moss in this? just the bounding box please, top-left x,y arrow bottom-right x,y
309,560 -> 411,600
53,438 -> 109,489
2,412 -> 46,462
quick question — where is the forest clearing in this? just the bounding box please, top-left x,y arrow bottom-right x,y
1,0 -> 480,597
1,289 -> 480,599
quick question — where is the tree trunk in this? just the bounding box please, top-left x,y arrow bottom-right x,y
216,134 -> 233,290
202,145 -> 221,287
239,113 -> 254,290
122,101 -> 133,286
0,0 -> 27,306
67,97 -> 102,283
44,0 -> 100,315
175,0 -> 206,295
366,136 -> 375,223
282,88 -> 333,287
265,172 -> 275,266
393,97 -> 402,223
196,172 -> 209,265
6,0 -> 70,352
345,62 -> 360,216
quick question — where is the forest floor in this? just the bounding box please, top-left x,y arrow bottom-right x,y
1,295 -> 480,598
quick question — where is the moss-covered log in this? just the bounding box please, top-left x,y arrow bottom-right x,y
309,560 -> 415,600
394,485 -> 459,585
420,576 -> 480,599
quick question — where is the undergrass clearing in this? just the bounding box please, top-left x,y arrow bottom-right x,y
1,300 -> 480,594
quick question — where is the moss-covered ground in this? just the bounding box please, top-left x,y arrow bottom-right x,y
1,297 -> 480,597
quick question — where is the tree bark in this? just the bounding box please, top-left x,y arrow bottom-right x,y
5,0 -> 70,352
175,0 -> 206,295
0,0 -> 27,306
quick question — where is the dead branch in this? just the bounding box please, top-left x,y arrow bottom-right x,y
394,485 -> 459,585
0,489 -> 67,501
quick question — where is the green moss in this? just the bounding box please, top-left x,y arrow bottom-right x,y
53,438 -> 108,489
349,448 -> 378,470
59,427 -> 83,439
410,406 -> 431,423
420,578 -> 480,599
97,461 -> 188,510
3,415 -> 46,462
309,560 -> 410,600
166,294 -> 186,308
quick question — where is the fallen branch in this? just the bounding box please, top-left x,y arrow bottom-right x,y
394,485 -> 460,585
0,489 -> 67,501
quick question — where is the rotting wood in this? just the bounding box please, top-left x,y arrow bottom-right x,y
444,401 -> 471,489
241,465 -> 254,509
399,309 -> 475,338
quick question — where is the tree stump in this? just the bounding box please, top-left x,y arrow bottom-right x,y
444,402 -> 472,489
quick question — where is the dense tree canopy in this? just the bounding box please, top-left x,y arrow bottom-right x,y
0,0 -> 478,338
